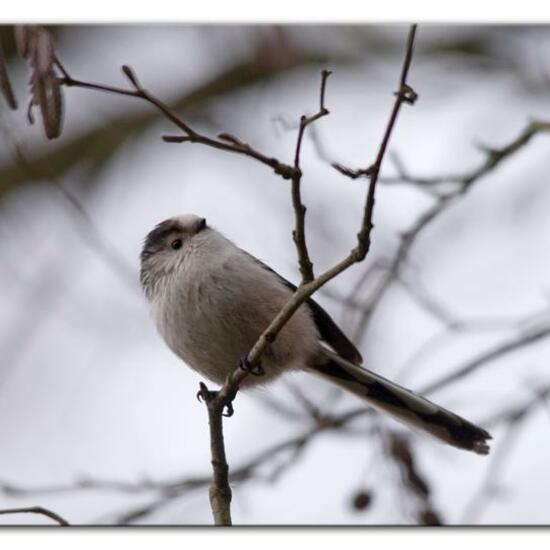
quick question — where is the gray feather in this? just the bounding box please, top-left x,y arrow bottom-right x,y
243,253 -> 363,363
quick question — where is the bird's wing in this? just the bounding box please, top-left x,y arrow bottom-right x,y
244,252 -> 363,364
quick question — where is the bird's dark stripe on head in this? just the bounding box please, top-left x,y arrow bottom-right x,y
316,361 -> 491,453
196,217 -> 207,232
141,220 -> 184,260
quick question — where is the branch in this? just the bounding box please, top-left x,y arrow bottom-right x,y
380,120 -> 550,189
387,433 -> 444,525
346,120 -> 550,343
291,69 -> 332,284
482,386 -> 550,428
193,23 -> 418,526
0,506 -> 69,526
52,25 -> 418,525
246,25 -> 418,368
4,381 -> 549,524
421,323 -> 550,395
0,409 -> 368,524
56,61 -> 297,181
0,44 -> 325,199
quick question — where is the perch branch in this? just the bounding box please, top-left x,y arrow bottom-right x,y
192,23 -> 418,526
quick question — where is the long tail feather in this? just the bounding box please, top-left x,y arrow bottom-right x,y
313,349 -> 491,455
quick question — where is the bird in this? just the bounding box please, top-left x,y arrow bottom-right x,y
140,213 -> 491,455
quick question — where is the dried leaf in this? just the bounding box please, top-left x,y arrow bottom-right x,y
33,27 -> 55,75
23,26 -> 63,139
0,39 -> 17,109
14,25 -> 31,58
32,69 -> 63,139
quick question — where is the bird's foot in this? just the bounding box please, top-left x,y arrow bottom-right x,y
196,382 -> 235,417
239,357 -> 264,376
196,382 -> 217,404
222,401 -> 234,417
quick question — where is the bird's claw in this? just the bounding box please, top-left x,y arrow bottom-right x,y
222,402 -> 234,417
240,357 -> 264,376
196,382 -> 216,404
196,382 -> 236,418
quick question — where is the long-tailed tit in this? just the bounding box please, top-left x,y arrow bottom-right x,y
140,214 -> 491,455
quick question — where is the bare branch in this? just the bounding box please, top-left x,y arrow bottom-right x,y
0,409 -> 367,524
0,506 -> 69,526
58,65 -> 297,181
246,25 -> 418,370
191,23 -> 418,525
387,433 -> 444,525
1,47 -> 327,200
482,386 -> 550,428
291,69 -> 332,284
0,38 -> 17,109
347,120 -> 550,344
380,120 -> 550,189
4,382 -> 549,524
421,324 -> 550,395
354,25 -> 418,264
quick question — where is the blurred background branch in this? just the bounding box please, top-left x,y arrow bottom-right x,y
0,505 -> 69,526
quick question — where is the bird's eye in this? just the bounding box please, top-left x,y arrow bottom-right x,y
171,238 -> 183,250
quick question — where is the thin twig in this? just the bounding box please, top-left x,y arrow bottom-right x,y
380,120 -> 550,189
421,324 -> 550,395
291,69 -> 332,284
347,120 -> 550,344
354,25 -> 418,265
246,25 -> 418,369
57,62 -> 297,181
331,116 -> 550,345
0,506 -> 69,526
